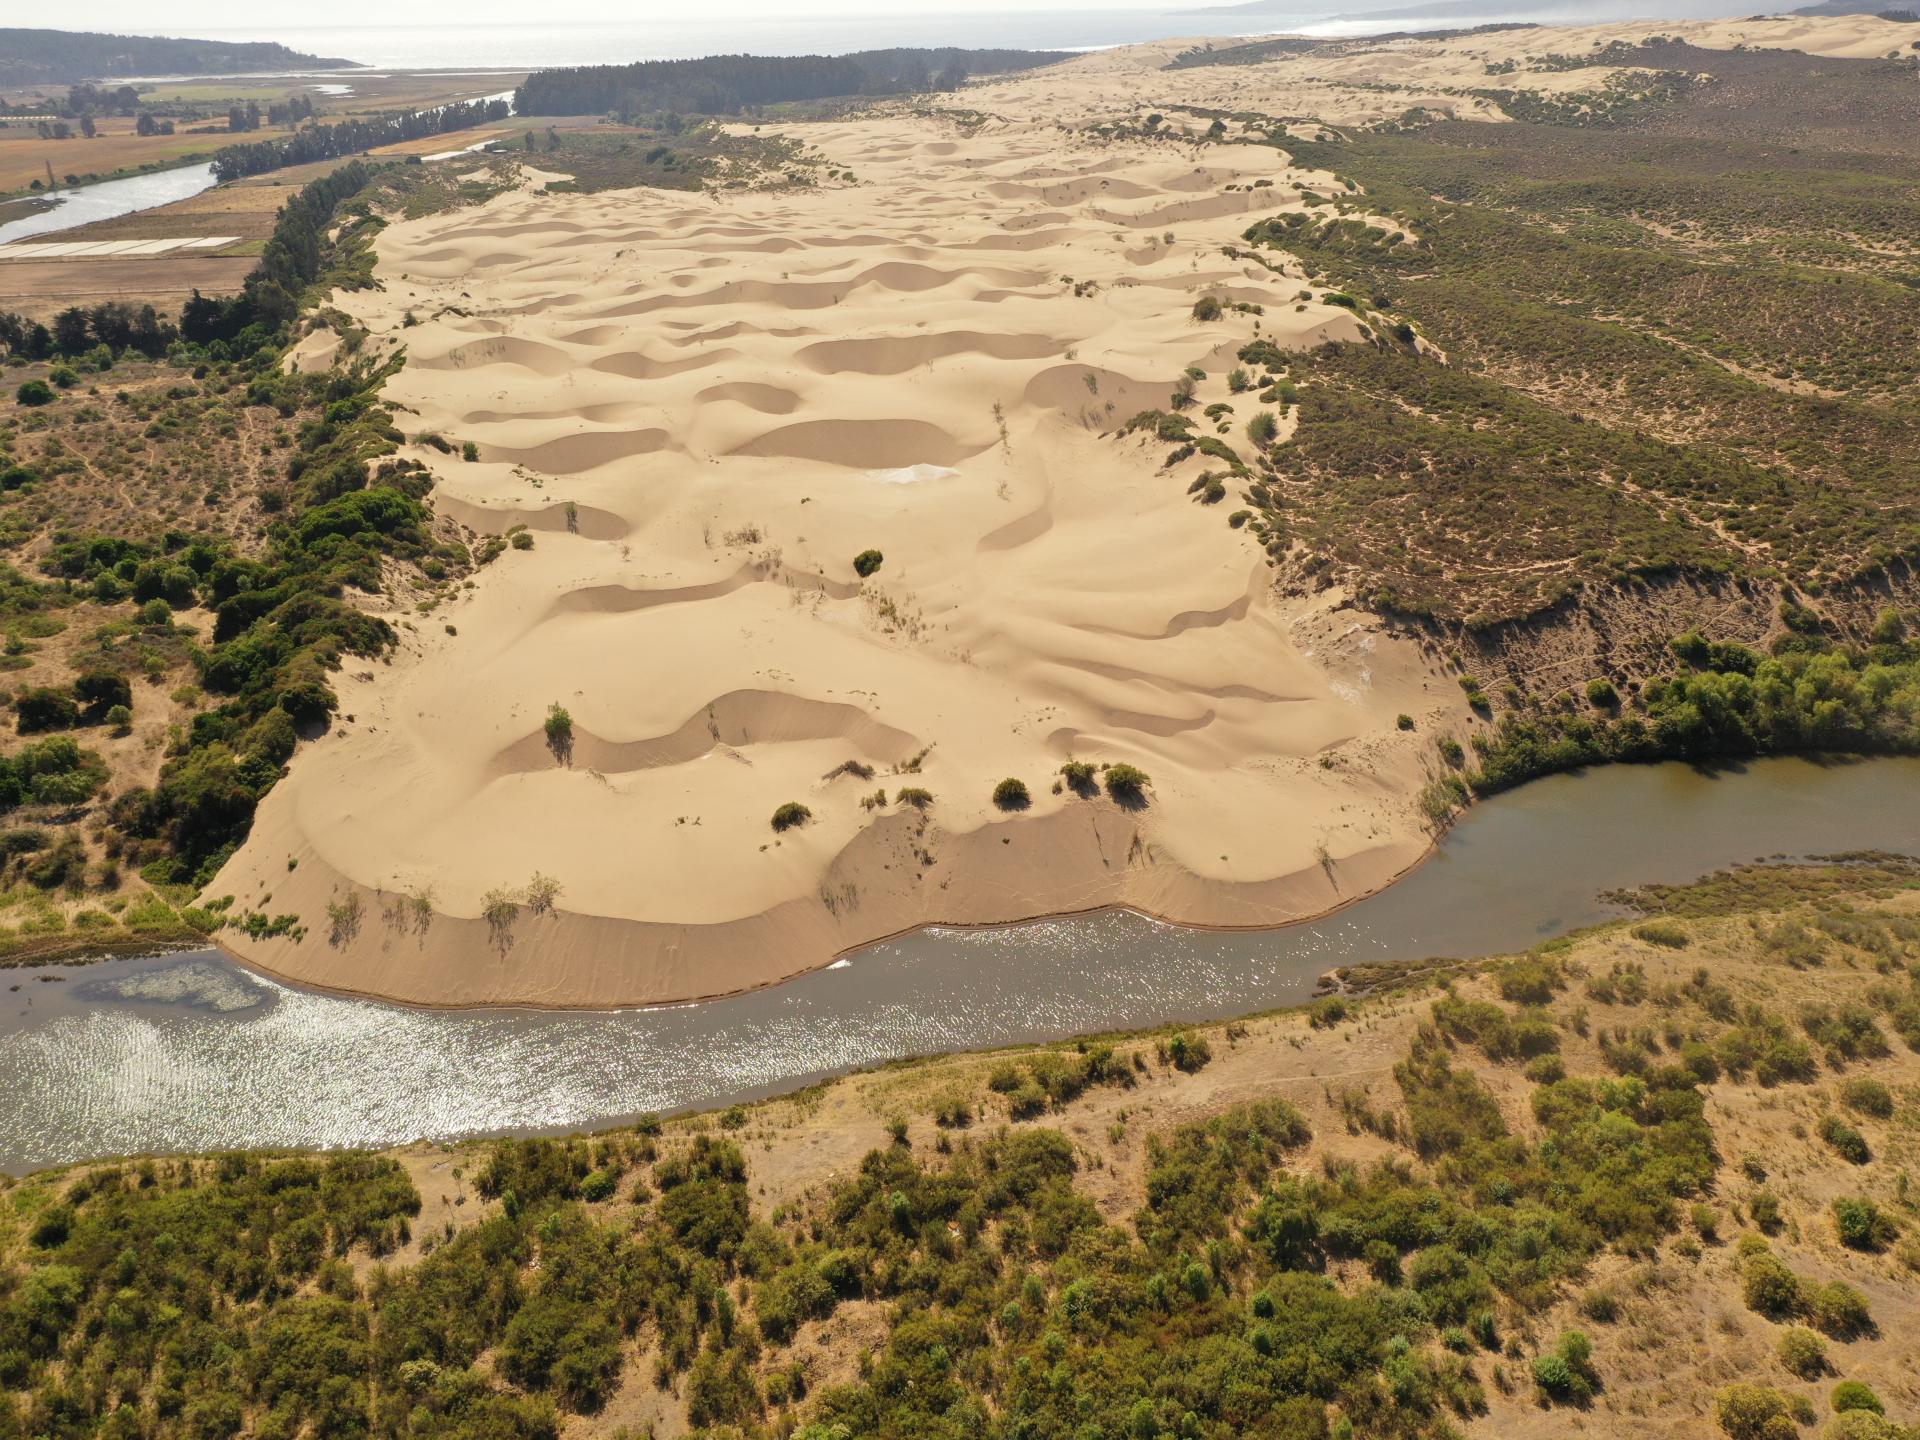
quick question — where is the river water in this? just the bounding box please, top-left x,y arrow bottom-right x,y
3,754 -> 1915,1174
0,164 -> 221,246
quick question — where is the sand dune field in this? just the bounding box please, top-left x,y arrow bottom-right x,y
208,16 -> 1908,1008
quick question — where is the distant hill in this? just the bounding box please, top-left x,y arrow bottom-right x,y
1792,1 -> 1918,16
515,48 -> 1069,118
0,27 -> 355,87
1198,0 -> 1752,20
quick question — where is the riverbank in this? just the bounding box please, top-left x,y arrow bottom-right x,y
7,754 -> 1915,1174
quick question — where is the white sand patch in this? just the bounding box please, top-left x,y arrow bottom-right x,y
869,464 -> 960,485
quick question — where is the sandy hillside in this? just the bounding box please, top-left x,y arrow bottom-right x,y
208,14 -> 1916,1010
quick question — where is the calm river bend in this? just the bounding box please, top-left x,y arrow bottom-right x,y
3,754 -> 1917,1173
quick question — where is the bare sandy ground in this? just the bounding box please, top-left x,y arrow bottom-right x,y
208,14 -> 1913,1009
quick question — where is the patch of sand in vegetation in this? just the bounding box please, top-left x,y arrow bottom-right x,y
208,69 -> 1463,1007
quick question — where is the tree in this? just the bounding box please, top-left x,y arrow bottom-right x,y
73,670 -> 132,714
51,307 -> 91,354
16,688 -> 80,734
544,702 -> 574,762
15,379 -> 54,407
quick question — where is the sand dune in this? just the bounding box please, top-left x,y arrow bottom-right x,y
214,17 -> 1920,1006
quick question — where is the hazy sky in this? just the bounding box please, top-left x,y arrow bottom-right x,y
78,0 -> 1234,28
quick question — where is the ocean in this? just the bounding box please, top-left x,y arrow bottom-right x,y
193,2 -> 1759,71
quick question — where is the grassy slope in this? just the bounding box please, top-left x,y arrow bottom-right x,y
1218,43 -> 1920,635
2,857 -> 1917,1437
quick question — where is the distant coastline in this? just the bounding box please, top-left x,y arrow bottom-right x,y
180,1 -> 1757,71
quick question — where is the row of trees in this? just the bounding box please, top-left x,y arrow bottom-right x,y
0,302 -> 175,362
209,98 -> 509,182
57,83 -> 140,117
180,159 -> 378,347
514,47 -> 1062,118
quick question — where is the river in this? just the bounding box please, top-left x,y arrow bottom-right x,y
0,163 -> 221,246
2,753 -> 1915,1174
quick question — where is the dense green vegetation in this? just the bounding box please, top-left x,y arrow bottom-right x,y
514,48 -> 1066,119
1447,625 -> 1920,803
0,159 -> 464,897
0,28 -> 351,87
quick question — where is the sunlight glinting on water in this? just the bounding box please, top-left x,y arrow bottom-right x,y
4,757 -> 1916,1173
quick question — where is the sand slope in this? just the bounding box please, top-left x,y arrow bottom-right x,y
227,18 -> 1920,1005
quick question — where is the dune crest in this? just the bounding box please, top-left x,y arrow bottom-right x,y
211,58 -> 1478,1009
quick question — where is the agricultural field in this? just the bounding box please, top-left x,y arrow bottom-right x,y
0,70 -> 525,200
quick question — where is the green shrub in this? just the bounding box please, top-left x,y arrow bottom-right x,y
770,801 -> 811,832
1532,1330 -> 1597,1404
1058,760 -> 1096,794
1777,1327 -> 1827,1379
1819,1115 -> 1871,1164
1838,1079 -> 1893,1118
992,777 -> 1029,810
852,549 -> 884,578
1165,1031 -> 1211,1072
895,786 -> 932,807
1717,1384 -> 1807,1440
1809,1281 -> 1872,1338
1739,1247 -> 1803,1318
1247,410 -> 1279,447
14,379 -> 54,407
1832,1197 -> 1897,1252
1632,920 -> 1690,949
1524,1053 -> 1566,1083
1104,763 -> 1150,801
1831,1383 -> 1883,1417
461,440 -> 479,462
1309,996 -> 1349,1028
1586,678 -> 1619,708
1191,295 -> 1223,322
